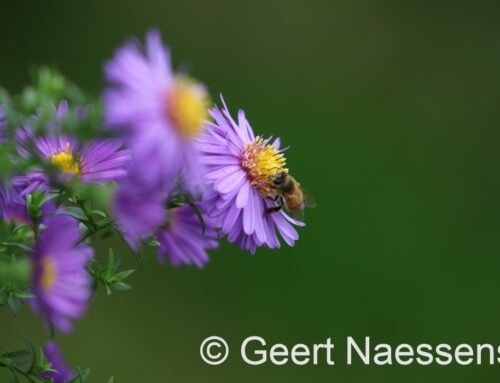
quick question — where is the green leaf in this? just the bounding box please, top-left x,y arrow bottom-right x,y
22,337 -> 36,369
0,242 -> 31,252
109,282 -> 132,292
13,290 -> 35,299
36,346 -> 50,372
26,190 -> 46,221
67,367 -> 90,383
88,249 -> 134,296
57,207 -> 88,222
114,269 -> 135,280
2,350 -> 31,365
167,193 -> 186,208
95,217 -> 114,230
113,253 -> 122,269
6,295 -> 20,315
41,193 -> 59,206
11,224 -> 30,235
89,209 -> 107,218
104,249 -> 116,279
104,284 -> 112,296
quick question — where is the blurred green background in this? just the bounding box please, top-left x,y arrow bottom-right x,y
2,0 -> 500,381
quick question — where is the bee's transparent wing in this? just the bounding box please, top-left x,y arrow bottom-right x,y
301,188 -> 317,209
282,188 -> 315,221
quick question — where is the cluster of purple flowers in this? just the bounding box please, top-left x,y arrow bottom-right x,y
105,30 -> 304,256
0,29 -> 308,381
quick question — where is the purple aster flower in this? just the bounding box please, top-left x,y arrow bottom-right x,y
113,178 -> 167,248
0,105 -> 6,143
33,135 -> 130,183
104,29 -> 210,192
197,98 -> 304,254
11,170 -> 50,196
156,204 -> 218,268
1,176 -> 57,225
31,214 -> 93,333
0,183 -> 30,224
39,341 -> 75,383
14,100 -> 70,158
16,101 -> 130,184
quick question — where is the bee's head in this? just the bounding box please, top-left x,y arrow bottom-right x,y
270,171 -> 287,186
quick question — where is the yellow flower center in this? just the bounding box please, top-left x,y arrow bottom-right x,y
166,76 -> 210,140
40,256 -> 57,291
50,143 -> 80,175
242,137 -> 288,197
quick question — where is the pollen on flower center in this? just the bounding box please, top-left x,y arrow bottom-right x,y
40,256 -> 57,291
50,143 -> 80,175
166,76 -> 210,140
242,137 -> 287,197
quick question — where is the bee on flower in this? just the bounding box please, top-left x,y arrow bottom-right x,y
198,98 -> 313,254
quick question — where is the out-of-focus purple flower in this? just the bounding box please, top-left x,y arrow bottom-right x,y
113,179 -> 167,248
16,101 -> 130,184
31,214 -> 93,333
106,30 -> 211,246
15,100 -> 70,158
33,135 -> 130,183
0,105 -> 6,143
1,177 -> 56,225
12,170 -> 49,196
39,341 -> 75,383
156,204 -> 218,268
0,183 -> 30,224
17,133 -> 130,184
103,29 -> 210,192
198,98 -> 304,254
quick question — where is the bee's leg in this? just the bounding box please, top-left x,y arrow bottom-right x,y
266,198 -> 284,214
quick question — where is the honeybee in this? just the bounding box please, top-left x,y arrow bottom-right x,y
267,171 -> 315,215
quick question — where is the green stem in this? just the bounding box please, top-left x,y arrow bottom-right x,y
77,198 -> 97,230
32,220 -> 39,242
76,230 -> 95,246
75,218 -> 115,246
